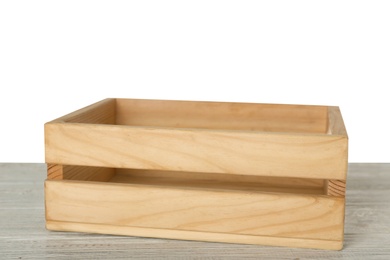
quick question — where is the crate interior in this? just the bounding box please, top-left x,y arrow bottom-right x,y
115,99 -> 329,134
56,165 -> 326,195
59,99 -> 329,134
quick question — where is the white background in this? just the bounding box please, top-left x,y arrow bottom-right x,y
1,1 -> 389,163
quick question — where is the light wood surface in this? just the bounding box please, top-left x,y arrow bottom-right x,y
45,165 -> 344,249
326,180 -> 347,197
47,164 -> 115,182
115,98 -> 329,133
46,220 -> 343,251
44,99 -> 349,249
113,168 -> 326,195
45,123 -> 347,179
54,165 -> 325,194
48,98 -> 116,124
1,163 -> 389,259
327,106 -> 348,136
45,179 -> 344,244
45,99 -> 347,180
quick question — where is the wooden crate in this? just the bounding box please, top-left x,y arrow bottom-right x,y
44,98 -> 348,250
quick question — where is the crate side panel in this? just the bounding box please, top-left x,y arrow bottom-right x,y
46,221 -> 343,250
45,123 -> 348,179
45,180 -> 345,241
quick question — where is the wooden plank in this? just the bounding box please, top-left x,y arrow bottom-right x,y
47,164 -> 63,180
47,98 -> 116,124
45,180 -> 345,241
327,106 -> 348,136
116,168 -> 324,188
47,163 -> 325,194
63,165 -> 115,182
46,220 -> 343,250
112,169 -> 325,195
116,98 -> 328,134
45,123 -> 348,179
47,164 -> 115,181
325,180 -> 346,197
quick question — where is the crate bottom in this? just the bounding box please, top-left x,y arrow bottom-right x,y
46,220 -> 343,250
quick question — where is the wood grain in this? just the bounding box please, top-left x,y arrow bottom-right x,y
63,165 -> 115,182
47,164 -> 115,181
45,180 -> 345,242
49,165 -> 326,194
2,163 -> 390,259
115,168 -> 324,187
45,123 -> 348,179
113,168 -> 325,195
47,98 -> 116,124
327,106 -> 348,136
43,99 -> 349,250
326,180 -> 347,197
47,163 -> 63,180
46,220 -> 343,250
116,98 -> 328,133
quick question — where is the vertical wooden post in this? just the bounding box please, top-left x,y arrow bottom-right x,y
325,180 -> 346,197
47,164 -> 63,180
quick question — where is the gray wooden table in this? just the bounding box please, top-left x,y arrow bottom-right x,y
0,163 -> 389,259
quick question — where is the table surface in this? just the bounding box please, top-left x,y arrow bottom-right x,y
0,163 -> 389,259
